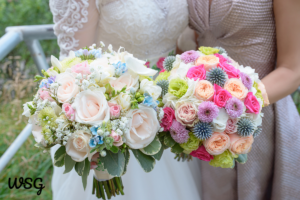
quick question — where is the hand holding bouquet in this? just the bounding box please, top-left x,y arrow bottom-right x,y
156,46 -> 269,168
23,43 -> 165,199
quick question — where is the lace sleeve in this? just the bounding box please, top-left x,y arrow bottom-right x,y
50,0 -> 100,59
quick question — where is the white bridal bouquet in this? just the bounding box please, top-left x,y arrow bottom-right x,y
23,43 -> 165,199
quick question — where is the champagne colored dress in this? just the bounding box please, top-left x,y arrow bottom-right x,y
187,0 -> 300,200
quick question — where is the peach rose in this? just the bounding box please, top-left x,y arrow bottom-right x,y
66,130 -> 92,162
195,55 -> 219,71
194,80 -> 214,100
175,102 -> 198,127
56,72 -> 79,103
110,130 -> 123,146
73,90 -> 110,125
109,73 -> 139,92
204,132 -> 230,155
228,133 -> 254,155
125,105 -> 160,149
257,80 -> 270,106
224,78 -> 248,100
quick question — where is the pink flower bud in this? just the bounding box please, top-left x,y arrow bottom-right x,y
62,103 -> 76,121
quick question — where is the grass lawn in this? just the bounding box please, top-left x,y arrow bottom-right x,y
0,98 -> 53,200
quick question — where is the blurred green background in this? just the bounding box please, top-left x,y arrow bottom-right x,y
0,0 -> 300,200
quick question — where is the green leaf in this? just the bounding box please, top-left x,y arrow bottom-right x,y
112,90 -> 116,97
90,148 -> 97,153
140,136 -> 162,155
64,154 -> 76,174
110,146 -> 119,153
235,154 -> 248,164
75,160 -> 85,176
101,151 -> 125,176
164,134 -> 176,148
131,149 -> 156,172
82,158 -> 90,190
152,144 -> 164,161
171,143 -> 184,154
122,148 -> 130,175
54,146 -> 66,167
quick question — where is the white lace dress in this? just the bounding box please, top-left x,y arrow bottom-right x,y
49,0 -> 201,199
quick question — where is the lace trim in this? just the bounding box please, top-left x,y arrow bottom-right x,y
50,0 -> 90,59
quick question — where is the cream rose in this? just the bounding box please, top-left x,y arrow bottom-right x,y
213,108 -> 229,132
66,130 -> 92,162
140,79 -> 162,101
175,102 -> 198,127
110,92 -> 131,111
224,78 -> 248,100
73,90 -> 110,125
109,73 -> 139,92
228,133 -> 254,155
125,105 -> 160,149
56,72 -> 79,103
204,132 -> 230,155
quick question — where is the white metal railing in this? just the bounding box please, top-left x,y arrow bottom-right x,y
0,24 -> 56,172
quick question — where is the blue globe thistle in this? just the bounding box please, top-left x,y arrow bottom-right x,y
206,67 -> 227,87
156,80 -> 169,97
237,117 -> 255,137
253,127 -> 262,138
214,46 -> 227,55
192,121 -> 213,140
163,56 -> 176,71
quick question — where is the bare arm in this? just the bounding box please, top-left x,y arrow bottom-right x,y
262,0 -> 300,104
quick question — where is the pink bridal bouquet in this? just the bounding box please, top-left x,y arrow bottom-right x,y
155,46 -> 268,168
22,43 -> 165,199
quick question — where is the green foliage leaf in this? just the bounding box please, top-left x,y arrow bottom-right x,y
152,144 -> 164,161
122,148 -> 130,175
54,146 -> 66,167
110,146 -> 119,153
64,154 -> 76,174
34,75 -> 45,82
171,143 -> 184,154
75,160 -> 85,176
164,134 -> 176,148
101,151 -> 125,177
82,158 -> 90,190
140,136 -> 161,155
235,154 -> 248,164
131,149 -> 156,173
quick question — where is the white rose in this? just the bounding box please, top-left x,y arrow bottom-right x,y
110,92 -> 131,111
125,105 -> 160,149
162,93 -> 178,109
56,72 -> 79,103
238,65 -> 259,83
213,108 -> 229,132
124,55 -> 158,77
109,73 -> 139,92
140,79 -> 162,101
73,90 -> 110,125
172,55 -> 182,70
66,130 -> 92,162
90,58 -> 116,84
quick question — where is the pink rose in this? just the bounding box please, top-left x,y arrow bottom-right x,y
225,118 -> 238,134
62,103 -> 75,121
190,145 -> 214,161
160,107 -> 176,131
156,57 -> 165,70
108,102 -> 121,119
110,130 -> 123,146
71,61 -> 91,75
72,90 -> 110,125
175,103 -> 198,127
213,84 -> 232,107
159,69 -> 166,74
56,72 -> 79,103
186,64 -> 206,81
38,87 -> 54,102
145,61 -> 150,68
214,53 -> 227,64
204,132 -> 230,155
244,92 -> 260,114
228,133 -> 254,155
109,73 -> 139,92
218,62 -> 240,79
